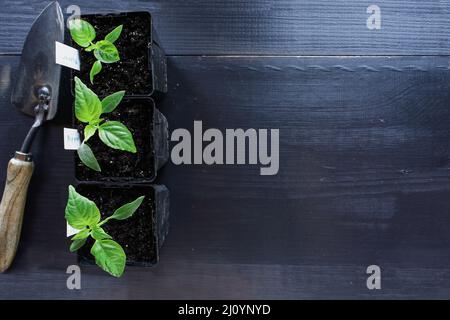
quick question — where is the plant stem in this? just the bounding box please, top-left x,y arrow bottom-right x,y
98,218 -> 110,227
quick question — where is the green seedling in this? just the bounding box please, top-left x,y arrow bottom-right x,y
69,19 -> 123,83
65,185 -> 145,277
74,76 -> 136,172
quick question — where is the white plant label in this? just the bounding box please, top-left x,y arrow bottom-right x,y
55,41 -> 80,70
64,128 -> 81,150
67,222 -> 82,238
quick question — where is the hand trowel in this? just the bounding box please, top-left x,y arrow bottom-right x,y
0,1 -> 64,272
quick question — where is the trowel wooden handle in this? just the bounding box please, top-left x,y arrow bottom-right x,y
0,152 -> 34,273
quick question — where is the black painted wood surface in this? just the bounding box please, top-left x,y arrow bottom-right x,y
1,53 -> 450,299
2,0 -> 450,299
2,0 -> 450,55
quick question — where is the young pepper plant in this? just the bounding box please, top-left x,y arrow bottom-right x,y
65,185 -> 145,277
75,76 -> 136,172
69,19 -> 123,83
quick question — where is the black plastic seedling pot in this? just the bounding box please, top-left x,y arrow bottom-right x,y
74,97 -> 169,183
67,9 -> 170,269
70,11 -> 167,97
76,183 -> 170,266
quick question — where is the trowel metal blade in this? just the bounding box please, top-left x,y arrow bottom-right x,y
11,1 -> 64,120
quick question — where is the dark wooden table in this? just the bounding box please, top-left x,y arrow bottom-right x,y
1,0 -> 450,299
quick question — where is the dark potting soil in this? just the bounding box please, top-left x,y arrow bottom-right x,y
77,185 -> 157,264
73,12 -> 152,95
75,99 -> 155,181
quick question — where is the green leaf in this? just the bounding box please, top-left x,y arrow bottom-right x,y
74,77 -> 102,123
77,143 -> 101,172
94,40 -> 119,63
71,228 -> 90,240
109,196 -> 145,221
90,239 -> 126,277
70,238 -> 87,252
84,124 -> 97,142
101,91 -> 125,113
91,226 -> 112,241
65,185 -> 101,229
105,25 -> 123,43
89,60 -> 102,84
98,121 -> 136,153
89,118 -> 104,126
68,19 -> 96,48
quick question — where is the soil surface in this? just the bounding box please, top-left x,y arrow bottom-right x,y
73,12 -> 152,95
75,99 -> 155,181
77,185 -> 157,264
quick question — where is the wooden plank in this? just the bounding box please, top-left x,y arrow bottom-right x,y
2,263 -> 450,299
2,1 -> 450,55
2,55 -> 450,298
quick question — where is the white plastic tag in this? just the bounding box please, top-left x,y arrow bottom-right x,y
67,222 -> 82,238
55,41 -> 80,70
64,128 -> 81,150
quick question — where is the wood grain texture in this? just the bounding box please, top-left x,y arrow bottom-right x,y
0,157 -> 34,272
2,55 -> 450,298
2,0 -> 450,55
